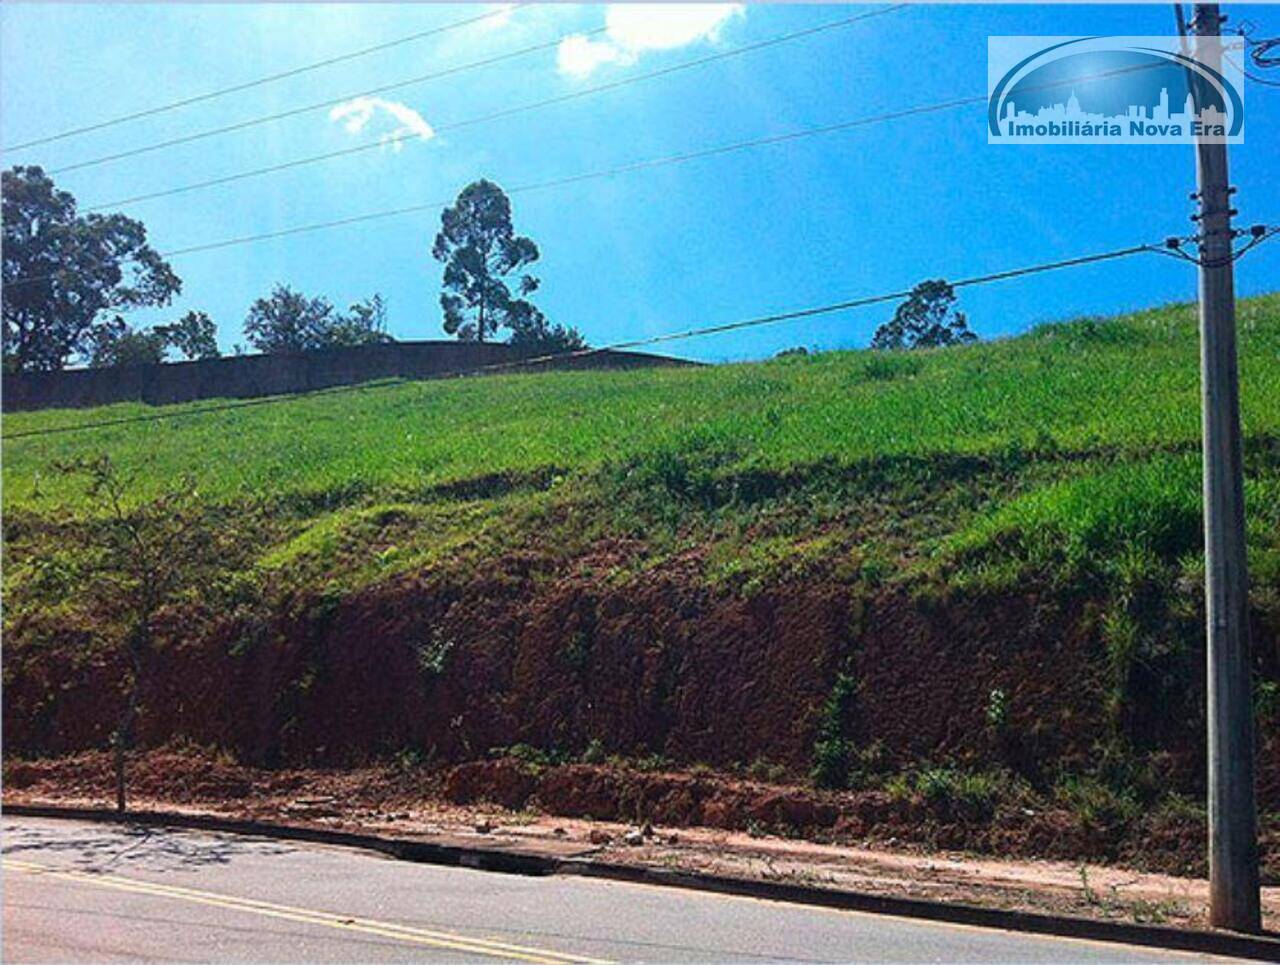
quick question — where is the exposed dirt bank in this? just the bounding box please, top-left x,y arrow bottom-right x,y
6,565 -> 1275,804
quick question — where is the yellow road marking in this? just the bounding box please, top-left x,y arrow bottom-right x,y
4,859 -> 610,964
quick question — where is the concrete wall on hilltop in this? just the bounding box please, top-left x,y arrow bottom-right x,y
1,341 -> 694,412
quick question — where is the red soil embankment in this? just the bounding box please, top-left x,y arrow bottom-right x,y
4,556 -> 1276,808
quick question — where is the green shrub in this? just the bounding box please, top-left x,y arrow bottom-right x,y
630,752 -> 669,772
1054,774 -> 1141,826
563,629 -> 591,673
1256,680 -> 1280,726
811,672 -> 858,789
745,757 -> 788,783
913,767 -> 1000,817
492,743 -> 567,774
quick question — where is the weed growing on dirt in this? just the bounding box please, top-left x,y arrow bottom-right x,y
414,630 -> 454,678
985,688 -> 1009,732
745,757 -> 789,783
1257,680 -> 1280,727
491,743 -> 569,774
912,767 -> 1002,818
811,672 -> 858,789
1055,774 -> 1142,826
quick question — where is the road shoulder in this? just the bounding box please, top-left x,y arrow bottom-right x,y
6,796 -> 1280,963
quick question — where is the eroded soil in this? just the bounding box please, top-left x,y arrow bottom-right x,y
6,748 -> 1278,935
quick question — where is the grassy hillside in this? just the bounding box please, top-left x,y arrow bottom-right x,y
7,295 -> 1279,512
4,295 -> 1280,868
6,295 -> 1280,597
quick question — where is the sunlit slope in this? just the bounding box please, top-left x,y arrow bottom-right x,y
4,294 -> 1278,514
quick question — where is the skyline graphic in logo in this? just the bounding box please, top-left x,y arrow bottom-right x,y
988,36 -> 1244,144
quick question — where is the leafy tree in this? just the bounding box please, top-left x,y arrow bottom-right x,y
83,311 -> 220,368
83,318 -> 171,368
243,284 -> 337,354
508,313 -> 587,353
243,286 -> 392,353
158,310 -> 220,361
432,180 -> 542,343
870,280 -> 977,351
325,293 -> 393,347
2,165 -> 181,372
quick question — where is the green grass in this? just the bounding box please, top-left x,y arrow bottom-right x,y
6,295 -> 1278,515
4,294 -> 1280,611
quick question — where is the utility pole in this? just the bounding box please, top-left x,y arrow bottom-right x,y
1188,2 -> 1261,933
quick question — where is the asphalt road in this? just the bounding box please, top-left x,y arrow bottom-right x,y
1,816 -> 1224,963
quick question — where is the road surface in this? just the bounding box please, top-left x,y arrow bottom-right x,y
2,816 -> 1223,962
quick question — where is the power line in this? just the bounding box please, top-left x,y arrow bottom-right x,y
2,5 -> 524,153
76,56 -> 1168,221
3,96 -> 990,293
0,240 -> 1174,442
178,102 -> 990,254
46,25 -> 607,176
85,7 -> 906,212
7,63 -> 1175,289
58,6 -> 903,182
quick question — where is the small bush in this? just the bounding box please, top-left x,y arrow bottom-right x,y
563,629 -> 591,673
746,757 -> 788,783
1256,680 -> 1280,726
812,736 -> 855,790
913,767 -> 1000,817
811,672 -> 858,789
492,743 -> 567,773
630,752 -> 669,772
394,747 -> 432,771
884,773 -> 914,801
1054,774 -> 1141,826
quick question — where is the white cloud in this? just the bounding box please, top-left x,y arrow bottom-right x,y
557,33 -> 626,77
328,97 -> 435,151
557,3 -> 744,78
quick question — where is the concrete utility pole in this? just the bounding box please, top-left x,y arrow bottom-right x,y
1188,2 -> 1261,934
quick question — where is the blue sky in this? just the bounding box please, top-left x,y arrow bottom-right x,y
2,3 -> 1277,362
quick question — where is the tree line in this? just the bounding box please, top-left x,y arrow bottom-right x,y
4,163 -> 972,374
2,167 -> 583,374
